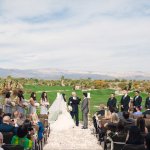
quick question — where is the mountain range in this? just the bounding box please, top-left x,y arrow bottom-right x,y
0,68 -> 150,80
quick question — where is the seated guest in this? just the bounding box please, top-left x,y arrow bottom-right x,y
31,114 -> 44,140
143,108 -> 150,118
121,111 -> 135,126
23,119 -> 36,144
104,109 -> 112,119
11,125 -> 33,149
0,109 -> 4,124
133,106 -> 143,116
13,111 -> 24,127
137,117 -> 148,134
0,116 -> 17,134
104,112 -> 120,128
107,93 -> 117,113
126,126 -> 144,145
23,119 -> 32,130
0,132 -> 4,150
96,104 -> 106,116
145,133 -> 150,150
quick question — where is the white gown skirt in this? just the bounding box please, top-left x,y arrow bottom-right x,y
50,111 -> 75,131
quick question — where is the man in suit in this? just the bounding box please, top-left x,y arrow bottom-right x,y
68,92 -> 81,126
143,92 -> 150,118
145,92 -> 150,109
81,92 -> 89,129
107,93 -> 117,113
120,89 -> 130,112
0,116 -> 17,134
133,90 -> 142,112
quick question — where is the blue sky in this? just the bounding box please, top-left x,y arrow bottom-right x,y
0,0 -> 150,73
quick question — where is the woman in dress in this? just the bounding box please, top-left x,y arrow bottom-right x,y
29,92 -> 37,114
48,93 -> 75,131
16,90 -> 25,116
40,92 -> 49,115
4,91 -> 13,114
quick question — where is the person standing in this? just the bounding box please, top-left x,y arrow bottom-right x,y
29,92 -> 37,114
133,91 -> 142,112
16,90 -> 25,116
68,92 -> 81,126
120,89 -> 130,112
145,92 -> 150,109
107,93 -> 117,113
4,92 -> 13,115
81,92 -> 89,129
40,92 -> 49,115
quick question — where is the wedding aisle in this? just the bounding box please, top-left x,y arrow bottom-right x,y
44,124 -> 103,150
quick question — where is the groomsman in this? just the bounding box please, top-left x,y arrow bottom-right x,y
107,93 -> 117,113
145,92 -> 150,109
133,90 -> 142,112
68,92 -> 81,126
81,92 -> 89,129
120,89 -> 130,112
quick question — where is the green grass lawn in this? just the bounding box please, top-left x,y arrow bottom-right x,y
23,85 -> 148,120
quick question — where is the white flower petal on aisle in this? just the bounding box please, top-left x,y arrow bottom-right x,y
44,125 -> 102,150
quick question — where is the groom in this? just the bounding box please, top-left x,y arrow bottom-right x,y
81,92 -> 89,129
68,92 -> 81,126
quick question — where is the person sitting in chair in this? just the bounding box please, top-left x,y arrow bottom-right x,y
11,125 -> 33,149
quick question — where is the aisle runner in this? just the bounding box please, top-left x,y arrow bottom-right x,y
44,125 -> 103,150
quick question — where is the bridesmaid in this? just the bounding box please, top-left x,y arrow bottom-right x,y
4,91 -> 13,114
40,92 -> 49,115
16,90 -> 25,116
29,92 -> 37,114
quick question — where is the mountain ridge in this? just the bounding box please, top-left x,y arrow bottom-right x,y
0,68 -> 149,80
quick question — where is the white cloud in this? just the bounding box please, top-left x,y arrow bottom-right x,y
0,0 -> 150,72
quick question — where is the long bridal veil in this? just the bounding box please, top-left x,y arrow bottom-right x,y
48,93 -> 75,131
48,93 -> 67,123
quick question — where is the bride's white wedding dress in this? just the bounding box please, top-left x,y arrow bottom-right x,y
48,93 -> 75,131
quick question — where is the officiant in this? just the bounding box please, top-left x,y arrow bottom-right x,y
68,92 -> 81,126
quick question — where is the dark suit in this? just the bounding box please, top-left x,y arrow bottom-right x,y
68,97 -> 81,126
107,98 -> 117,112
145,97 -> 150,109
0,123 -> 17,134
120,95 -> 130,112
133,95 -> 142,112
133,96 -> 142,106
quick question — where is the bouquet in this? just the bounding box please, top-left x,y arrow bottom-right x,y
23,102 -> 29,107
45,102 -> 50,106
34,102 -> 40,107
11,101 -> 16,107
68,105 -> 72,111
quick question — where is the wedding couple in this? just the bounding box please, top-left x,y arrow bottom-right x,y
48,92 -> 89,131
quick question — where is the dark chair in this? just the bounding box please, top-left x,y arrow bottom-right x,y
38,114 -> 48,119
2,132 -> 14,144
93,116 -> 98,134
104,132 -> 127,150
146,114 -> 150,119
2,144 -> 24,150
112,133 -> 127,150
144,118 -> 150,132
122,144 -> 145,150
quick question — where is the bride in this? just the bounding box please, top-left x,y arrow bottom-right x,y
48,93 -> 75,131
